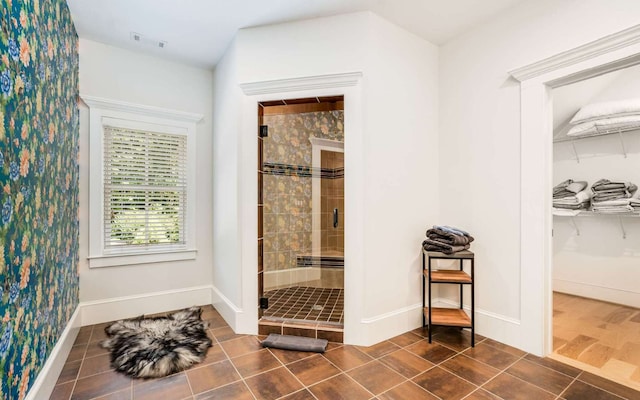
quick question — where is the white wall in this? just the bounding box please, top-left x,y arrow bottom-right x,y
553,66 -> 640,307
78,40 -> 214,316
211,38 -> 245,327
235,13 -> 368,84
213,12 -> 439,344
359,13 -> 439,323
439,0 -> 640,350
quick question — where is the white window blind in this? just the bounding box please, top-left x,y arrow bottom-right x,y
103,126 -> 187,252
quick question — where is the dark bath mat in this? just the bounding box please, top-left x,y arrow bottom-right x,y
261,333 -> 328,353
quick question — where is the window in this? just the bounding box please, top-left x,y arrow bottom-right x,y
84,96 -> 202,268
104,126 -> 186,250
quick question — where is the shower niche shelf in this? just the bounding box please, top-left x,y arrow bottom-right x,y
422,249 -> 475,347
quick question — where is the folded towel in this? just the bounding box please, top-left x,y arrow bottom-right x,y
426,228 -> 473,246
591,179 -> 637,192
553,179 -> 573,194
592,182 -> 627,191
591,199 -> 634,207
593,191 -> 636,202
553,190 -> 576,199
552,201 -> 590,210
591,205 -> 635,213
552,189 -> 592,205
594,195 -> 627,202
552,208 -> 582,216
593,189 -> 630,196
574,189 -> 592,203
566,181 -> 588,194
422,239 -> 470,255
432,225 -> 472,238
590,180 -> 637,202
591,197 -> 640,214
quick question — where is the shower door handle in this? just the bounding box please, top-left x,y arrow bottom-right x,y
333,208 -> 339,228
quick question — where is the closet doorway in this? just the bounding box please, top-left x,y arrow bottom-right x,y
257,96 -> 345,340
550,63 -> 640,390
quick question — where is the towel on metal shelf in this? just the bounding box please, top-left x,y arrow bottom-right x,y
423,225 -> 474,255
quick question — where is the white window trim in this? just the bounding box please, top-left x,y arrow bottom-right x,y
82,95 -> 202,268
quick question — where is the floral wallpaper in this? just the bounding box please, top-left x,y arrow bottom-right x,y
0,0 -> 79,399
262,111 -> 343,282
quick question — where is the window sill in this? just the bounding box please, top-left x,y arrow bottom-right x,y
88,249 -> 197,268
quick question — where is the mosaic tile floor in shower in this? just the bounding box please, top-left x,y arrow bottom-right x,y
262,286 -> 344,325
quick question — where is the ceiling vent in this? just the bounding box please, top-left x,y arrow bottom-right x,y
130,32 -> 167,49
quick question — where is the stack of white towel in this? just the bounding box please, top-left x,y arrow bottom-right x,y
552,179 -> 591,210
567,98 -> 640,137
552,179 -> 640,214
590,179 -> 639,213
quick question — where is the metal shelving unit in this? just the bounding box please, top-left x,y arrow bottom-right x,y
553,210 -> 639,238
553,123 -> 640,163
422,249 -> 475,347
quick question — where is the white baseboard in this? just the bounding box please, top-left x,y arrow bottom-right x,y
210,284 -> 241,330
80,285 -> 213,325
554,279 -> 640,308
347,298 -> 523,350
26,307 -> 81,400
210,285 -> 258,335
350,303 -> 423,346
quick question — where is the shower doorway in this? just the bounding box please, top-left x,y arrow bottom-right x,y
257,96 -> 345,338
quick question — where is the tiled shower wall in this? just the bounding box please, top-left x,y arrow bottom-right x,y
262,111 -> 343,287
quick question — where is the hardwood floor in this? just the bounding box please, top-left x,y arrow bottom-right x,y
553,291 -> 640,392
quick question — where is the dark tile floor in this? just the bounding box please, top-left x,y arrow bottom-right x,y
50,305 -> 640,400
263,286 -> 344,324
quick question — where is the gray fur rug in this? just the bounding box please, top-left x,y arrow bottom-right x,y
100,307 -> 212,378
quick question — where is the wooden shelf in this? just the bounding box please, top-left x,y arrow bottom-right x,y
425,270 -> 472,283
423,307 -> 471,327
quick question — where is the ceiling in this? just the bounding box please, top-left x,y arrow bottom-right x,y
66,0 -> 527,69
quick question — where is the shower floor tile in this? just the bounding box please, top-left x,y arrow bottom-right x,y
263,286 -> 344,325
